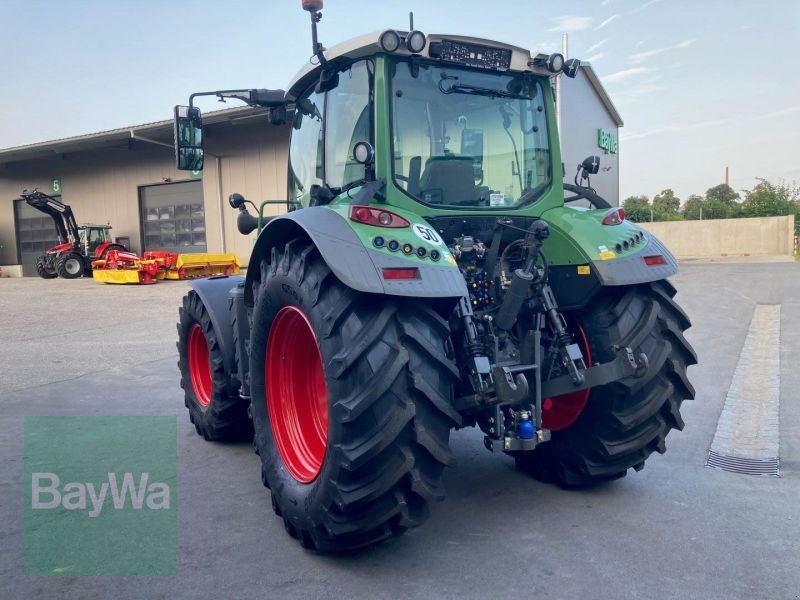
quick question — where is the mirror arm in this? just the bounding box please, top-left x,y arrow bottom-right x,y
257,200 -> 297,234
189,89 -> 287,109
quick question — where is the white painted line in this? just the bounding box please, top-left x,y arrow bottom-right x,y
707,304 -> 781,475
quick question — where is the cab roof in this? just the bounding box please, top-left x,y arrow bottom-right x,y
287,31 -> 552,98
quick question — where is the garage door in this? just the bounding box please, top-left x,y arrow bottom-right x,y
140,181 -> 207,254
14,198 -> 61,276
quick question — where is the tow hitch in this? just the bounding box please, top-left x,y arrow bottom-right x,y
483,346 -> 649,453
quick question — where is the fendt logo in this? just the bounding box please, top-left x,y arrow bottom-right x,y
32,472 -> 171,518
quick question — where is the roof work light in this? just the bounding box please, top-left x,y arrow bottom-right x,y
406,30 -> 426,53
380,30 -> 402,52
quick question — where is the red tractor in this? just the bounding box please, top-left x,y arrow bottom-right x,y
21,189 -> 128,279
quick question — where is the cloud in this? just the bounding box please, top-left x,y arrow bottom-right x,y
587,39 -> 608,53
631,0 -> 662,13
621,119 -> 729,141
600,0 -> 621,6
753,106 -> 800,120
586,53 -> 605,63
629,39 -> 696,64
602,66 -> 652,83
548,15 -> 593,32
594,14 -> 620,30
614,81 -> 667,106
532,39 -> 560,54
636,40 -> 646,47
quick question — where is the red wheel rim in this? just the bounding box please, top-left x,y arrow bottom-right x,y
188,323 -> 212,408
266,306 -> 329,483
542,320 -> 592,431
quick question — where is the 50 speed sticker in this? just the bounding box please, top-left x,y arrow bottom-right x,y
412,224 -> 444,246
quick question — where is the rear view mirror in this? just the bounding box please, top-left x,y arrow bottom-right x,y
173,106 -> 204,171
581,155 -> 600,175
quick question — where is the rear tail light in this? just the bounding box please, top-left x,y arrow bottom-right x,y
643,255 -> 666,266
601,208 -> 626,225
350,206 -> 410,228
382,267 -> 419,280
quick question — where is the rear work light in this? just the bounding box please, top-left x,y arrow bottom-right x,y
382,267 -> 419,280
349,206 -> 410,228
643,255 -> 666,266
601,208 -> 626,225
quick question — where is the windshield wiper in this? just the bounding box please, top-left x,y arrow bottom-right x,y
438,80 -> 528,100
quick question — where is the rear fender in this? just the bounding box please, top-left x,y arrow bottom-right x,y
541,206 -> 679,284
187,276 -> 244,388
244,206 -> 468,306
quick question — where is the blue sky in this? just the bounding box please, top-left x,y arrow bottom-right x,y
1,0 -> 798,199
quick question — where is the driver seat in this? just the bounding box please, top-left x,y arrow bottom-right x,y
419,156 -> 476,205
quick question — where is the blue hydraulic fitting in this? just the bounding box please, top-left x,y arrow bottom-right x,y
518,412 -> 534,440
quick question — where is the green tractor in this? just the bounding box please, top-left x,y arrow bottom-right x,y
173,1 -> 696,552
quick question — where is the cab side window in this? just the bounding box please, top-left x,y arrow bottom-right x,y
288,91 -> 325,205
325,61 -> 372,190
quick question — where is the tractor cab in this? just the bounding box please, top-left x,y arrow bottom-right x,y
78,225 -> 113,257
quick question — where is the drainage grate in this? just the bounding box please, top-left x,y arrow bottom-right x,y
706,450 -> 780,477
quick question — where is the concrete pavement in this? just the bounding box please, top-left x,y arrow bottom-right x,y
1,263 -> 799,599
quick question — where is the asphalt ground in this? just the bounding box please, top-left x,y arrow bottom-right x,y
1,262 -> 799,599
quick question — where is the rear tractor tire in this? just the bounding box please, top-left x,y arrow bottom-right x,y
514,280 -> 696,486
56,252 -> 85,279
35,254 -> 57,279
177,290 -> 253,441
249,239 -> 460,552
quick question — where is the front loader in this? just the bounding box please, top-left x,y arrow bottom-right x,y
20,189 -> 127,279
173,0 -> 696,552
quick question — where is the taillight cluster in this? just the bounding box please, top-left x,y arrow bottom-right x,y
349,206 -> 410,228
601,208 -> 626,226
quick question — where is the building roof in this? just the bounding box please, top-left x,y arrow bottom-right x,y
0,106 -> 267,165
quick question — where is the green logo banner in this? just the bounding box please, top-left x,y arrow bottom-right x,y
24,416 -> 177,576
597,128 -> 618,154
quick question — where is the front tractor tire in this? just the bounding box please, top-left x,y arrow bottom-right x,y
515,280 -> 697,486
177,291 -> 252,441
56,252 -> 85,279
35,254 -> 57,279
250,239 -> 459,552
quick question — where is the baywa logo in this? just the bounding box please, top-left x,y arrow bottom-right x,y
32,472 -> 171,518
597,128 -> 618,155
25,416 -> 177,576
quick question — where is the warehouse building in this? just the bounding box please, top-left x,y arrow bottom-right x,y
0,63 -> 621,276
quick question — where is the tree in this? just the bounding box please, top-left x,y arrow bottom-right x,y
652,188 -> 682,221
740,178 -> 797,218
622,195 -> 651,222
703,198 -> 739,219
682,194 -> 705,220
705,183 -> 740,205
702,184 -> 740,219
